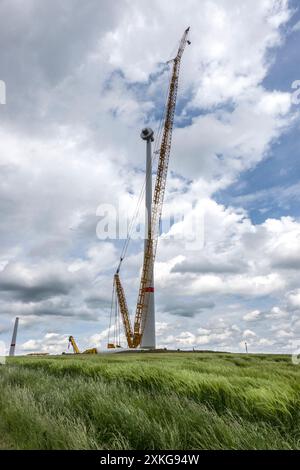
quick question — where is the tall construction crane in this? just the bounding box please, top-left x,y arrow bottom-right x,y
108,27 -> 191,349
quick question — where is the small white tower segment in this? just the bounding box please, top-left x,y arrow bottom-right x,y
9,317 -> 19,356
140,128 -> 155,349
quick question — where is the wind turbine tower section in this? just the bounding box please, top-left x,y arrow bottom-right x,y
9,317 -> 19,357
140,128 -> 155,349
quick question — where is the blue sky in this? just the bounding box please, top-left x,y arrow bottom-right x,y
217,4 -> 300,224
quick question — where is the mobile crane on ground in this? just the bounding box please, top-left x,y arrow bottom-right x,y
68,336 -> 98,354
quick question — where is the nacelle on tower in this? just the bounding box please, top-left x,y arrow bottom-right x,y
141,128 -> 154,142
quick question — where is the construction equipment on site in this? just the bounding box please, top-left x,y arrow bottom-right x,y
9,317 -> 19,356
26,353 -> 49,356
108,28 -> 190,349
68,336 -> 98,354
107,343 -> 121,349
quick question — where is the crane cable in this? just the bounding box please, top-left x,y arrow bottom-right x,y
117,64 -> 172,270
107,275 -> 116,346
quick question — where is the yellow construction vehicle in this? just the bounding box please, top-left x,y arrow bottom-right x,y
107,28 -> 191,349
68,336 -> 80,354
83,348 -> 98,354
107,343 -> 121,349
68,336 -> 97,354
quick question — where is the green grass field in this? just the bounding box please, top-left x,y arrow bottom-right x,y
0,352 -> 299,450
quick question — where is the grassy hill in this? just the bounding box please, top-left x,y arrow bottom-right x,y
0,352 -> 299,449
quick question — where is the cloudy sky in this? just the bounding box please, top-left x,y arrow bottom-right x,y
0,0 -> 300,355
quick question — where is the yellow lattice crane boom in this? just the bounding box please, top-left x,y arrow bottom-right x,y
68,335 -> 80,354
111,28 -> 190,349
